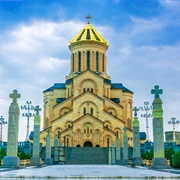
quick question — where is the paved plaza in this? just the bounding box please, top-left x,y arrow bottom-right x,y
0,165 -> 180,179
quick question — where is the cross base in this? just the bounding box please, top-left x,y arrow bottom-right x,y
150,158 -> 171,169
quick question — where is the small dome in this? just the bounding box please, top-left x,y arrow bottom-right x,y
69,23 -> 108,46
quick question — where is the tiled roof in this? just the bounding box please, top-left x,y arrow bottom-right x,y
43,83 -> 66,93
111,83 -> 133,93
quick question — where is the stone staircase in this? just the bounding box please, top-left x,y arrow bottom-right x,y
66,147 -> 108,164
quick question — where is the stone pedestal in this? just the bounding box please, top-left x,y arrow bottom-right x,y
30,157 -> 41,166
44,158 -> 53,165
132,157 -> 143,166
116,138 -> 121,165
3,90 -> 20,168
151,158 -> 170,169
3,156 -> 20,168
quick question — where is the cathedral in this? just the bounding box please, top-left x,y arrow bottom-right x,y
40,19 -> 133,148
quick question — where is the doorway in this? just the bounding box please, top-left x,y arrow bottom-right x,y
83,141 -> 93,147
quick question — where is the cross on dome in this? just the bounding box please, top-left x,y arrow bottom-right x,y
86,14 -> 91,24
9,90 -> 21,103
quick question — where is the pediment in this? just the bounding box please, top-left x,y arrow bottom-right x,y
73,113 -> 104,125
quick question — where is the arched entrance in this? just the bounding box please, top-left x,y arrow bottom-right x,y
83,141 -> 93,147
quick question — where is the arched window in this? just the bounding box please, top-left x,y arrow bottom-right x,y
96,52 -> 99,72
58,131 -> 61,139
87,51 -> 90,69
107,138 -> 110,147
91,88 -> 93,93
116,131 -> 119,138
90,108 -> 93,115
66,138 -> 69,147
78,51 -> 81,72
72,54 -> 74,72
107,88 -> 109,97
102,54 -> 105,72
68,88 -> 70,98
84,108 -> 86,115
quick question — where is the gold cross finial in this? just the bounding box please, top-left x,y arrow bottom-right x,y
86,14 -> 91,24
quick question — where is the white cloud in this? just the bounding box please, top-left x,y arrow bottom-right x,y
0,11 -> 179,142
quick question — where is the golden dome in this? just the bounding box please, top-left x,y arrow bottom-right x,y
69,22 -> 108,46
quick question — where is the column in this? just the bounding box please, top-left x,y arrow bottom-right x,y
111,143 -> 116,165
44,129 -> 52,165
122,126 -> 129,165
116,138 -> 121,165
30,106 -> 42,166
132,107 -> 142,166
53,136 -> 59,164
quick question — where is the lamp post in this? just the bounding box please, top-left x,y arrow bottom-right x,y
139,101 -> 152,142
0,116 -> 7,143
168,117 -> 180,142
21,101 -> 35,141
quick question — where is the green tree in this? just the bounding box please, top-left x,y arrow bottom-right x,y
165,147 -> 175,166
0,147 -> 6,160
173,149 -> 180,168
141,149 -> 154,160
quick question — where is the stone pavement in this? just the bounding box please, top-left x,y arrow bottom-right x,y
0,165 -> 180,179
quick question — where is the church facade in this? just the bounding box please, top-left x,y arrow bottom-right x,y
40,21 -> 133,148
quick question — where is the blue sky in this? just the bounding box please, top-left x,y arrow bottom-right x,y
0,0 -> 180,141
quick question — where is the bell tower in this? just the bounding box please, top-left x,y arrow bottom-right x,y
67,17 -> 109,80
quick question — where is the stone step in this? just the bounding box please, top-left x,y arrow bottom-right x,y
66,147 -> 108,164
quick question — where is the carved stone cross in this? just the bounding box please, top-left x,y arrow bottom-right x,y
151,85 -> 163,98
34,105 -> 41,115
9,90 -> 21,103
133,106 -> 138,117
46,128 -> 51,135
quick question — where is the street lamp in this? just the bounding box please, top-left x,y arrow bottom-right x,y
0,116 -> 7,143
168,117 -> 180,142
139,101 -> 152,142
21,101 -> 35,141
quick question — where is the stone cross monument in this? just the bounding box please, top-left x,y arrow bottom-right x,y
122,126 -> 129,165
151,85 -> 169,168
44,129 -> 53,165
3,90 -> 21,168
30,105 -> 42,166
132,107 -> 142,166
